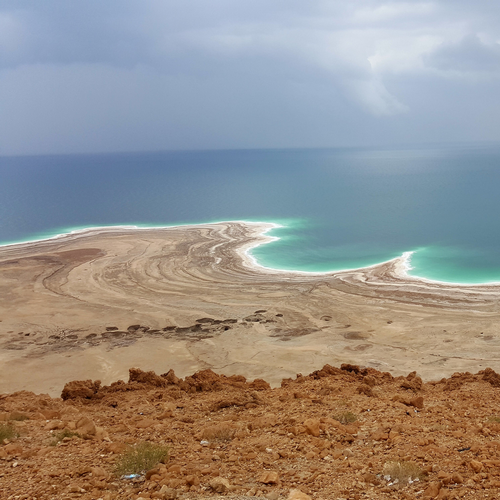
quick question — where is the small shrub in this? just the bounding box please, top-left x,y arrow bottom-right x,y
0,423 -> 17,442
333,411 -> 357,425
9,412 -> 29,422
49,429 -> 80,446
383,461 -> 423,485
201,423 -> 235,442
488,416 -> 500,423
115,442 -> 170,476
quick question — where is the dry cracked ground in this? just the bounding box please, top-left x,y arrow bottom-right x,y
3,364 -> 500,500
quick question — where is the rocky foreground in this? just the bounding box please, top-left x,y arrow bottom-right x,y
2,365 -> 500,500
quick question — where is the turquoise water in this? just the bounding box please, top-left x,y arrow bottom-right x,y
1,145 -> 500,284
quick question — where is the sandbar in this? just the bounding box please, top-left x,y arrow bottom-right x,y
1,221 -> 500,396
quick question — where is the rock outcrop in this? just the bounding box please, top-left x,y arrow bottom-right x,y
2,365 -> 500,499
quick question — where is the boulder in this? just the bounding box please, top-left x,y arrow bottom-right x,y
303,418 -> 321,437
357,384 -> 374,397
423,481 -> 442,499
258,471 -> 279,484
76,416 -> 96,437
209,477 -> 231,493
61,380 -> 101,400
158,486 -> 177,500
288,490 -> 312,500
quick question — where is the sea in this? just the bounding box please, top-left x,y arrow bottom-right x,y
1,144 -> 500,285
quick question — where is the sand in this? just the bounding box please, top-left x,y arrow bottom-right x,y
1,221 -> 500,396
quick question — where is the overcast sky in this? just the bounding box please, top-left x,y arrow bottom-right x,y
1,0 -> 500,155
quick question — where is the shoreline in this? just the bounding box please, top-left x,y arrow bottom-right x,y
2,220 -> 500,288
2,219 -> 500,395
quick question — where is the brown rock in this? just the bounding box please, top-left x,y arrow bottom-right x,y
344,424 -> 358,435
61,379 -> 101,400
69,485 -> 86,493
158,486 -> 177,500
4,443 -> 23,456
185,475 -> 200,486
437,489 -> 451,500
136,418 -> 156,429
423,481 -> 442,499
303,418 -> 321,437
363,375 -> 377,387
158,411 -> 174,419
266,492 -> 280,500
258,471 -> 279,484
392,394 -> 411,405
184,369 -> 228,392
37,446 -> 54,457
481,367 -> 500,387
76,416 -> 96,436
40,409 -> 61,419
106,442 -> 127,454
362,472 -> 380,485
95,426 -> 109,441
209,477 -> 231,493
357,384 -> 374,397
168,464 -> 183,474
249,378 -> 271,390
129,367 -> 167,387
145,467 -> 160,480
437,471 -> 452,484
288,489 -> 312,500
251,414 -> 278,429
401,372 -> 423,391
451,472 -> 464,484
371,430 -> 388,441
410,396 -> 424,409
161,369 -> 180,385
45,420 -> 64,430
9,411 -> 29,421
470,460 -> 483,473
90,466 -> 109,479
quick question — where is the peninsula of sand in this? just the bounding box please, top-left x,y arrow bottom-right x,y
1,221 -> 500,396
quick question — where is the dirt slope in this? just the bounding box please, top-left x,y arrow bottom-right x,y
2,364 -> 500,499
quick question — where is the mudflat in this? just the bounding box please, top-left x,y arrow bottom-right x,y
1,221 -> 500,396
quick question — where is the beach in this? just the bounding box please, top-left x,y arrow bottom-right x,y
1,220 -> 500,396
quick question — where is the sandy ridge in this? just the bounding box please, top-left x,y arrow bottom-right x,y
1,221 -> 500,396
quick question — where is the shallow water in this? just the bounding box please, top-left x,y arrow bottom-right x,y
1,144 -> 500,283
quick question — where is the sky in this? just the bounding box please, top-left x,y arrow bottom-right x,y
1,0 -> 500,155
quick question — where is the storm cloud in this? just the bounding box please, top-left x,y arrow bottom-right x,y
1,0 -> 499,155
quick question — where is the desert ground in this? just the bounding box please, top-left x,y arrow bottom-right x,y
1,221 -> 500,396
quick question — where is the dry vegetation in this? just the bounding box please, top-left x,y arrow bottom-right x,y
201,423 -> 236,443
332,410 -> 357,425
0,423 -> 17,442
383,461 -> 423,486
114,442 -> 170,476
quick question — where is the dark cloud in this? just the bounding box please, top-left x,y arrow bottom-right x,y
0,1 -> 500,155
425,35 -> 500,73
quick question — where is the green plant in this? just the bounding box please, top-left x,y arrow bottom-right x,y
0,423 -> 17,442
115,442 -> 170,476
383,461 -> 423,485
333,411 -> 357,424
487,416 -> 500,423
49,429 -> 80,446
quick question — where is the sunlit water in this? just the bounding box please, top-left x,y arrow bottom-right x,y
2,144 -> 500,284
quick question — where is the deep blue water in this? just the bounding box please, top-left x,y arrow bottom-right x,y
1,145 -> 500,284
